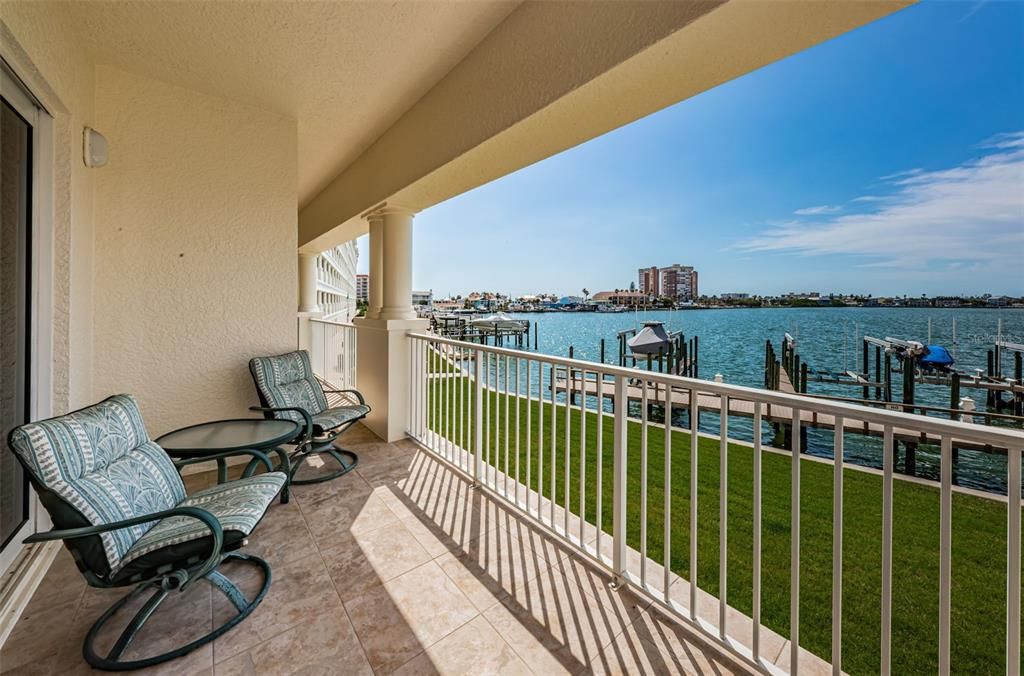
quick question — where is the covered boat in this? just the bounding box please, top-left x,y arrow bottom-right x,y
919,344 -> 955,370
627,321 -> 672,355
469,312 -> 527,333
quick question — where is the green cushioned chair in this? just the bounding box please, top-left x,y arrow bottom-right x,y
6,394 -> 285,671
249,350 -> 368,493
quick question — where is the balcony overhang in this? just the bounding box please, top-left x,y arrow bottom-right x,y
298,0 -> 913,252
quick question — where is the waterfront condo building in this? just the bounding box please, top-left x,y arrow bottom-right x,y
315,241 -> 359,322
660,264 -> 698,301
356,273 -> 369,303
638,266 -> 660,298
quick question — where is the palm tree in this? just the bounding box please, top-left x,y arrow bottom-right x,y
582,288 -> 590,302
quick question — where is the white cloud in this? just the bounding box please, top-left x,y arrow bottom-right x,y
793,205 -> 841,216
738,131 -> 1024,272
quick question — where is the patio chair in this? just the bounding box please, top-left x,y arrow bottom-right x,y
248,349 -> 369,490
7,394 -> 285,671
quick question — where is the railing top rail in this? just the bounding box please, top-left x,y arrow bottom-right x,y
408,331 -> 1024,448
311,318 -> 357,328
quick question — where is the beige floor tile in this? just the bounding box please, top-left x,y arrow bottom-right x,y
46,583 -> 214,676
344,560 -> 478,674
435,524 -> 551,612
588,630 -> 739,676
605,605 -> 743,676
393,615 -> 532,676
772,642 -> 836,676
549,553 -> 649,626
482,568 -> 636,676
241,500 -> 318,567
213,612 -> 372,676
0,592 -> 80,675
290,466 -> 373,508
318,521 -> 433,601
211,552 -> 343,663
24,550 -> 88,611
666,577 -> 787,665
300,490 -> 400,542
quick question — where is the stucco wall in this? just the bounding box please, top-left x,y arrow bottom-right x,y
1,8 -> 96,414
92,66 -> 297,434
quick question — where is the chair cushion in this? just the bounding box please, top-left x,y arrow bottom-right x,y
113,472 -> 287,580
312,405 -> 370,436
8,394 -> 186,573
249,350 -> 329,424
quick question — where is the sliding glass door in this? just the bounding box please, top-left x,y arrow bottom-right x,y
0,81 -> 32,553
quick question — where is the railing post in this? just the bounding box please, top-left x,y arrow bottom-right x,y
612,374 -> 628,584
474,348 -> 484,486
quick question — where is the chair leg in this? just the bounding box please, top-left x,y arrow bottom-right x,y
287,443 -> 359,485
82,553 -> 271,671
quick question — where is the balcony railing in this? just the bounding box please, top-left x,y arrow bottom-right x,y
309,318 -> 357,390
407,332 -> 1024,676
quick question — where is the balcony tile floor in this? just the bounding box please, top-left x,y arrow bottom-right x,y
1,425 -> 745,676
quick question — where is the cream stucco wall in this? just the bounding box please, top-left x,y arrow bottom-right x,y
1,7 -> 97,415
91,66 -> 297,434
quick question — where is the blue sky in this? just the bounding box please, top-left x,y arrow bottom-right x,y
359,0 -> 1024,298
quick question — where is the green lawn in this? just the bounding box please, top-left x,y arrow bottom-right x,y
424,364 -> 1021,675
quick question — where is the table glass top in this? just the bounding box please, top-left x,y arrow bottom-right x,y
156,418 -> 300,452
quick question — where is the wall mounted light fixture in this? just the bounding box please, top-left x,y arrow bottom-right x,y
83,127 -> 108,168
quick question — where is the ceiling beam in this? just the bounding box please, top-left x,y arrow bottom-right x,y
299,0 -> 912,252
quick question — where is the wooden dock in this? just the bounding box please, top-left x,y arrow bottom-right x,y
554,372 -> 1006,453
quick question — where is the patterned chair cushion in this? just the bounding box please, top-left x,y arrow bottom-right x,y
8,394 -> 186,573
114,472 -> 286,579
249,350 -> 329,425
312,405 -> 370,436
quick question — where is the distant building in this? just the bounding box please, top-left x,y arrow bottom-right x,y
356,274 -> 369,302
638,266 -> 660,297
412,290 -> 433,309
601,290 -> 646,307
720,293 -> 749,300
659,264 -> 698,301
638,264 -> 698,301
987,296 -> 1009,307
317,242 -> 359,321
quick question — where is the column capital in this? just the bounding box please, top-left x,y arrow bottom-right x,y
364,202 -> 418,220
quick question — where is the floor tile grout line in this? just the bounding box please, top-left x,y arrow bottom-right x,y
304,485 -> 378,675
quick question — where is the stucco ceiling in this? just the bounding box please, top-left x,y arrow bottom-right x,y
63,0 -> 519,207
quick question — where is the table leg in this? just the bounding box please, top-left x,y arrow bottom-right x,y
272,447 -> 291,503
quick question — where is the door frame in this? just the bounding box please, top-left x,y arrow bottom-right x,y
0,58 -> 56,578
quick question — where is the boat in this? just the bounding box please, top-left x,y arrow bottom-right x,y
919,344 -> 955,371
469,312 -> 528,333
627,321 -> 672,355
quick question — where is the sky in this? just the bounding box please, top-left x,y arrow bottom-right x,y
358,0 -> 1024,299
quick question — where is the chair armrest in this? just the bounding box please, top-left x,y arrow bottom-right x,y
249,405 -> 313,443
25,506 -> 225,584
322,389 -> 366,406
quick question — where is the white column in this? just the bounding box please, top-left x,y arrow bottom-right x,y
353,203 -> 426,441
298,252 -> 319,313
377,206 -> 416,320
366,213 -> 384,319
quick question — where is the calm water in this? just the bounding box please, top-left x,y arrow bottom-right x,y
502,307 -> 1024,494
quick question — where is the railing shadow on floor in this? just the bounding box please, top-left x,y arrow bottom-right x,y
384,446 -> 743,675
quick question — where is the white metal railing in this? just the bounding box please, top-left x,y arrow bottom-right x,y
406,332 -> 1024,676
309,319 -> 357,390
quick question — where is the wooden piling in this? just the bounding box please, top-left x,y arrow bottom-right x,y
862,339 -> 870,400
902,354 -> 915,413
884,354 -> 892,403
875,345 -> 882,400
